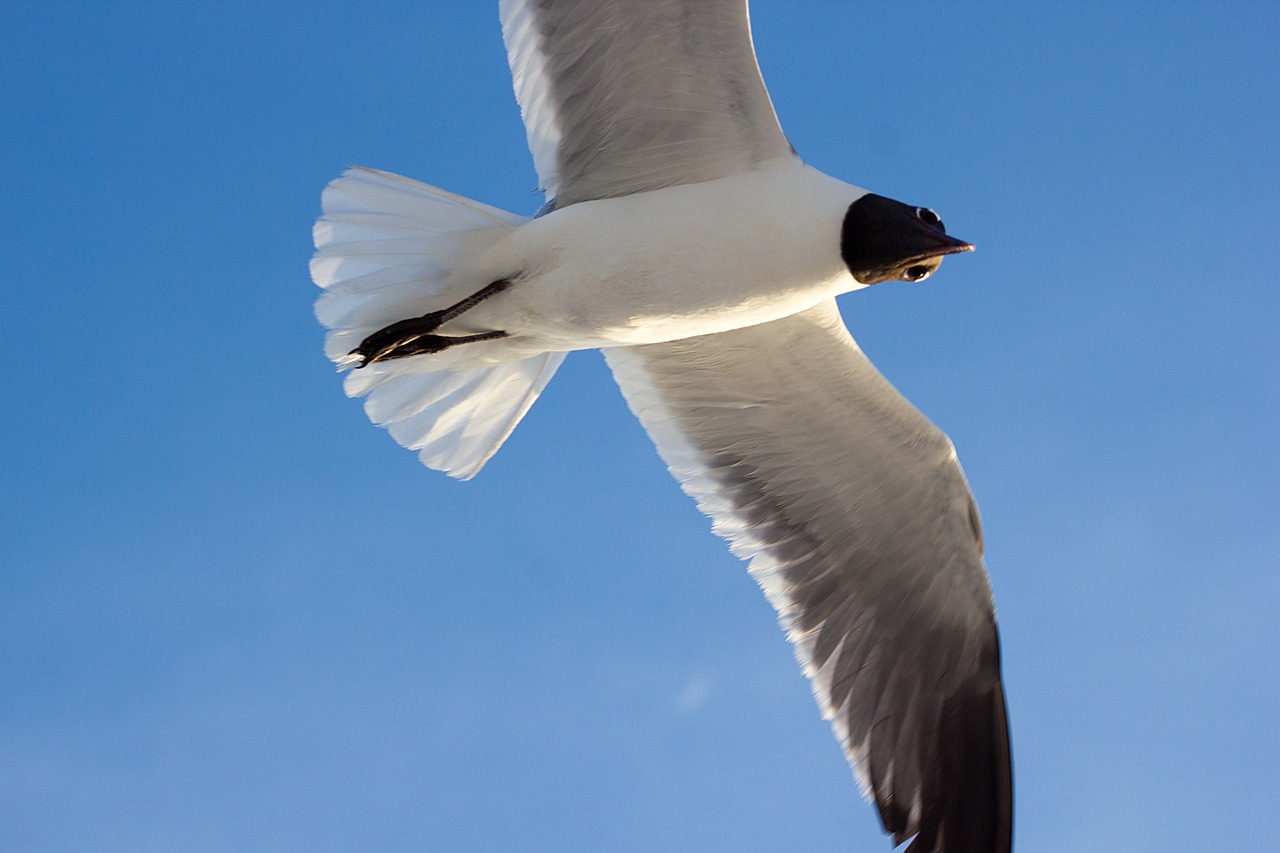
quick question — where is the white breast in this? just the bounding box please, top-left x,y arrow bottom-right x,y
458,158 -> 870,348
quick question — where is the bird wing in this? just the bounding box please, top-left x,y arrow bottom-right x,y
604,301 -> 1012,853
500,0 -> 794,206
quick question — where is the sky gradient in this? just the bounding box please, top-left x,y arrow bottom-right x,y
3,3 -> 1278,851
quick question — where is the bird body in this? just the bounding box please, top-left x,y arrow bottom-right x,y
455,158 -> 867,350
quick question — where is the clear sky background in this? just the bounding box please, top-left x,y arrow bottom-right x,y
3,2 -> 1277,851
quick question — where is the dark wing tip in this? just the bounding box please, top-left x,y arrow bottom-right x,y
899,679 -> 1013,853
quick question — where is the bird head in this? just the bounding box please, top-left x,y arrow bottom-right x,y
841,193 -> 974,285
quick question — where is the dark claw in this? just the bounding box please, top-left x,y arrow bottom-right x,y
351,311 -> 449,366
349,279 -> 513,368
356,330 -> 509,366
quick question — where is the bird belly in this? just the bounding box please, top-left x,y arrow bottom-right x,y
454,162 -> 865,348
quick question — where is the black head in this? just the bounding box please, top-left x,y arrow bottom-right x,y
841,193 -> 974,285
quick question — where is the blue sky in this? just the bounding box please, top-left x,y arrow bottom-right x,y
3,2 -> 1277,851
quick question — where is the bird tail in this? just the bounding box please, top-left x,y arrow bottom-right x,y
310,166 -> 564,480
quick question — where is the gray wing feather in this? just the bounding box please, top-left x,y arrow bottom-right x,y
501,0 -> 793,205
605,301 -> 1012,852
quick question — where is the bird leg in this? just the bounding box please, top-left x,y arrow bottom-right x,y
350,280 -> 511,368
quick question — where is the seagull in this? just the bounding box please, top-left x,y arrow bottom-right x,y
311,2 -> 1012,850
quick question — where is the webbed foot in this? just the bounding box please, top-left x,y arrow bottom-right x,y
350,280 -> 511,368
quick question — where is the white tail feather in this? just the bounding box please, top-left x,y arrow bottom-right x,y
312,167 -> 563,479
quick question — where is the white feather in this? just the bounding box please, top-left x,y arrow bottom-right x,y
500,0 -> 563,200
312,166 -> 564,479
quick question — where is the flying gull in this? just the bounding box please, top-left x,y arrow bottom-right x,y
311,2 -> 1013,850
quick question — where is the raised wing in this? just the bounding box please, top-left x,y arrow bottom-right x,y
500,0 -> 794,206
604,302 -> 1012,853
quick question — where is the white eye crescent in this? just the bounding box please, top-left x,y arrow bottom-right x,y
916,207 -> 942,228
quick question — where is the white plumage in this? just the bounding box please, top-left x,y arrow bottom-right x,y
312,167 -> 564,479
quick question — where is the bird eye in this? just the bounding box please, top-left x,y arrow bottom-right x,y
916,207 -> 942,227
905,264 -> 932,281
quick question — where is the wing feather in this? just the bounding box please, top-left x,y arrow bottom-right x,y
605,301 -> 1012,852
500,0 -> 793,205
